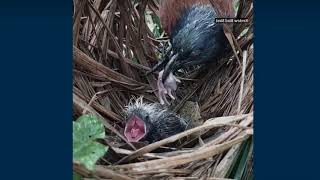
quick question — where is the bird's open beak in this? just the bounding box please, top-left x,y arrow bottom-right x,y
124,116 -> 147,142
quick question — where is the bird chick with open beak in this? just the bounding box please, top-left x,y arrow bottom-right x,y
157,69 -> 181,105
124,97 -> 190,143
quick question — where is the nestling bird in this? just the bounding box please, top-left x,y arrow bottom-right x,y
124,97 -> 190,143
148,0 -> 235,104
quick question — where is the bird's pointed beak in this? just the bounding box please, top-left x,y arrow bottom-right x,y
146,45 -> 173,76
162,53 -> 180,83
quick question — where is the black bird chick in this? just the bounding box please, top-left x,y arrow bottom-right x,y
148,0 -> 234,105
124,97 -> 190,143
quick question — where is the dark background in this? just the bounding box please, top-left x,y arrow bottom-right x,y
0,0 -> 319,179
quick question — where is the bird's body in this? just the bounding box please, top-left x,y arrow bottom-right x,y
150,0 -> 234,104
159,0 -> 234,35
124,97 -> 190,143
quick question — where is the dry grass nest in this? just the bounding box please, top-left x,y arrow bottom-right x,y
73,0 -> 254,179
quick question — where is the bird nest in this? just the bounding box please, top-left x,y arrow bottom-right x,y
73,0 -> 254,179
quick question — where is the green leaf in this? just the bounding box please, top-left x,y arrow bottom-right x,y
145,10 -> 163,38
233,0 -> 240,14
239,27 -> 249,38
73,114 -> 108,170
228,137 -> 253,180
73,172 -> 82,180
234,138 -> 252,180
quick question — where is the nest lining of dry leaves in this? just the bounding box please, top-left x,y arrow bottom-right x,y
73,0 -> 253,179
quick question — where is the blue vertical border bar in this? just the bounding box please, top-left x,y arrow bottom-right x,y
0,0 -> 72,179
255,0 -> 320,179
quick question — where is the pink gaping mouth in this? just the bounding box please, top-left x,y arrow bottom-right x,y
157,70 -> 181,105
124,116 -> 146,142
